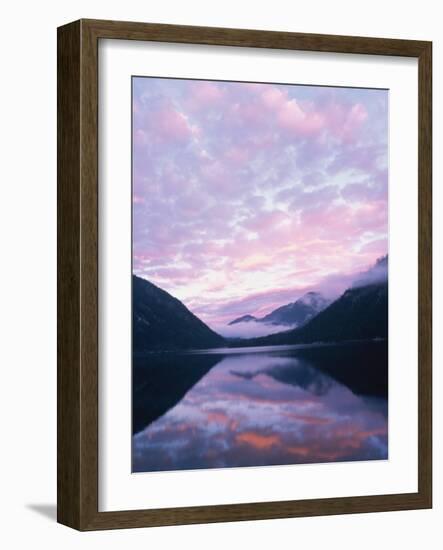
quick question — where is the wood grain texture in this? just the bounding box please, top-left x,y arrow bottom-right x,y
57,20 -> 81,528
57,19 -> 432,531
417,42 -> 432,506
83,18 -> 428,56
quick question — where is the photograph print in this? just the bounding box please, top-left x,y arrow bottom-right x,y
132,76 -> 388,473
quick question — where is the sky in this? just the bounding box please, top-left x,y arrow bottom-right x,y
132,77 -> 388,330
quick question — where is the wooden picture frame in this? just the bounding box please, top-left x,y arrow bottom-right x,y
57,18 -> 432,530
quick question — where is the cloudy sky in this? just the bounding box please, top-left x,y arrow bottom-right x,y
132,77 -> 388,330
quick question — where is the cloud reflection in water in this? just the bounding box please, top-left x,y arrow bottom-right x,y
133,344 -> 388,472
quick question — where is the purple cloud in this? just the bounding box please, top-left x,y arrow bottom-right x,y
132,77 -> 388,328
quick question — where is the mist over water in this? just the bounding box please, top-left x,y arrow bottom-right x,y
216,321 -> 297,339
132,341 -> 388,472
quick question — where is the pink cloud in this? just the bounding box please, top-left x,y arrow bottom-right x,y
132,77 -> 388,327
186,81 -> 225,109
261,86 -> 287,109
133,195 -> 145,204
277,99 -> 325,136
224,147 -> 251,166
325,101 -> 368,142
156,109 -> 191,141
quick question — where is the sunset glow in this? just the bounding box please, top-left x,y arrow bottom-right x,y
132,77 -> 388,329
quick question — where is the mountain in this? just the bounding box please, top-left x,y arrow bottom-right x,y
352,254 -> 388,288
133,352 -> 222,434
259,291 -> 331,326
228,314 -> 258,325
227,291 -> 330,328
232,281 -> 388,347
133,275 -> 224,352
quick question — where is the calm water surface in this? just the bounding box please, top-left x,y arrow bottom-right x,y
132,341 -> 388,472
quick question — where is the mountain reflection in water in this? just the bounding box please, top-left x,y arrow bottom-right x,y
132,341 -> 388,472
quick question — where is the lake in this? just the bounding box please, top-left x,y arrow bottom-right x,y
132,340 -> 388,472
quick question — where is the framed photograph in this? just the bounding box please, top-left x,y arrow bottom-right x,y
57,19 -> 432,530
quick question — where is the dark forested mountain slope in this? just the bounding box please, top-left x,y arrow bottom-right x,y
233,282 -> 388,347
259,291 -> 330,326
228,291 -> 330,328
133,275 -> 224,352
228,314 -> 258,325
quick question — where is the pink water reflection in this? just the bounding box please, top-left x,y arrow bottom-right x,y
133,344 -> 388,472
